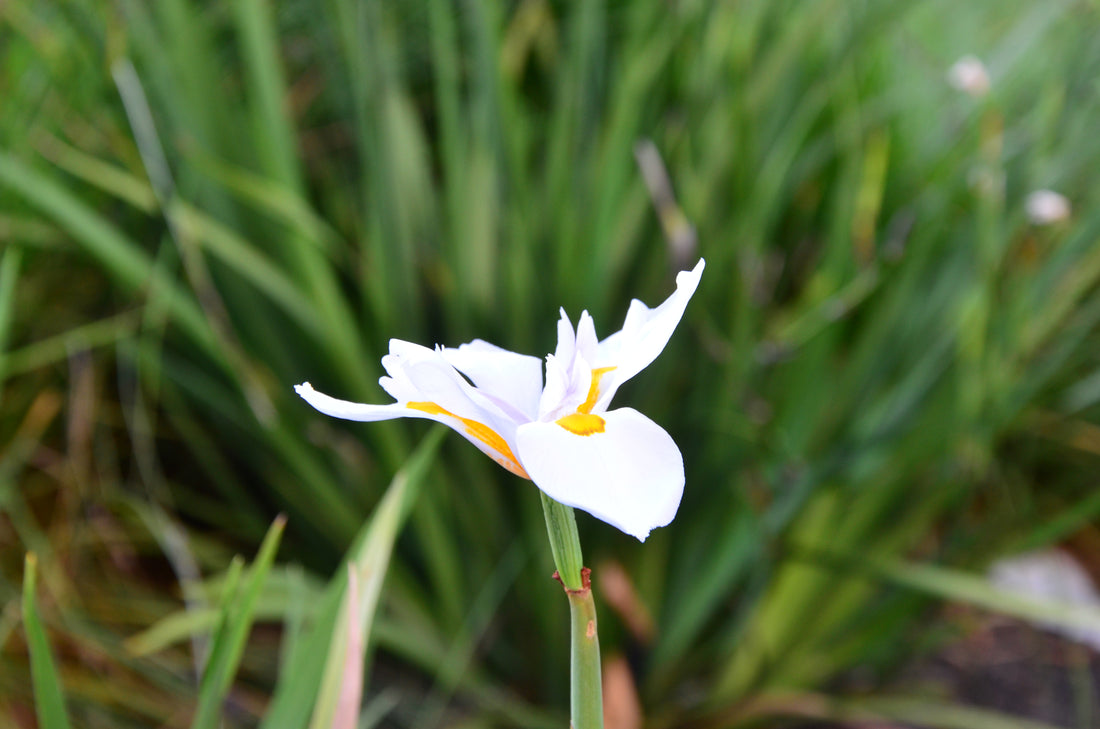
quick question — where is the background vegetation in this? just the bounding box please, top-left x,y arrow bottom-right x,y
3,0 -> 1100,727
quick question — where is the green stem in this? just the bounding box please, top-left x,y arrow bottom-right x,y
540,491 -> 584,589
540,492 -> 603,729
566,570 -> 603,729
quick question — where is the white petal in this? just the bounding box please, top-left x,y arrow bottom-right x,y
594,259 -> 704,410
538,353 -> 593,421
302,336 -> 531,476
574,311 -> 599,365
515,407 -> 684,541
295,382 -> 412,422
538,354 -> 569,420
295,382 -> 529,479
554,308 -> 575,363
441,339 -> 544,421
378,339 -> 442,400
382,339 -> 520,431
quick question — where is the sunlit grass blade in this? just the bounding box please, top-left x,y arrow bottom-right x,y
21,553 -> 73,729
261,427 -> 443,729
0,241 -> 23,386
0,152 -> 219,361
723,691 -> 1073,729
330,566 -> 364,729
307,427 -> 445,729
19,134 -> 322,336
851,696 -> 1078,729
35,132 -> 158,213
230,0 -> 374,394
846,552 -> 1100,637
168,201 -> 322,334
3,311 -> 141,379
190,515 -> 286,729
124,564 -> 325,657
187,151 -> 341,255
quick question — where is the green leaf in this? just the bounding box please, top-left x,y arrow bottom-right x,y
0,242 -> 23,387
22,553 -> 73,729
308,427 -> 446,729
261,427 -> 443,729
0,151 -> 219,361
728,691 -> 1072,729
190,515 -> 286,729
808,549 -> 1100,639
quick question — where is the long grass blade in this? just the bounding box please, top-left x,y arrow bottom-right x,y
190,515 -> 286,729
307,427 -> 446,729
261,426 -> 443,729
21,553 -> 73,729
0,242 -> 24,387
0,152 -> 219,361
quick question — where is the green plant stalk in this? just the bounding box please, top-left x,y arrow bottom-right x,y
540,492 -> 603,729
22,553 -> 73,729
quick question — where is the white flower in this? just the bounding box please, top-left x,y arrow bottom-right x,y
947,55 -> 990,98
1025,189 -> 1071,225
296,259 -> 705,541
990,550 -> 1100,651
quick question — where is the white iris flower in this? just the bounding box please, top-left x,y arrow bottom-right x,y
296,259 -> 704,541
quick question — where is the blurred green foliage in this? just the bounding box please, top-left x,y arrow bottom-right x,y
2,0 -> 1100,727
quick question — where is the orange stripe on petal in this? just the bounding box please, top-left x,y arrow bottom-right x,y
407,401 -> 530,478
579,366 -> 617,414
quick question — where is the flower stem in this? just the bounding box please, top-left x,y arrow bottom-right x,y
540,492 -> 603,729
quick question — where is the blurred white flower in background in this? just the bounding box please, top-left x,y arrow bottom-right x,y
989,549 -> 1100,651
1025,189 -> 1071,225
947,55 -> 991,97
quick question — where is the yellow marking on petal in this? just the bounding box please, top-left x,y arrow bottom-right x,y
407,401 -> 449,417
407,401 -> 530,478
555,412 -> 606,436
579,366 -> 617,414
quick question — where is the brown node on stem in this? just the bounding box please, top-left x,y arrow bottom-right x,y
551,566 -> 593,595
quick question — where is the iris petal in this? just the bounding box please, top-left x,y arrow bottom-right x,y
593,259 -> 705,411
442,339 -> 544,421
515,407 -> 685,541
295,382 -> 528,478
295,383 -> 411,422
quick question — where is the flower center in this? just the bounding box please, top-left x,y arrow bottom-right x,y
407,401 -> 530,478
555,412 -> 607,436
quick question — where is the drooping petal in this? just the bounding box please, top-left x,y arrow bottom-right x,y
593,259 -> 705,411
515,407 -> 684,541
298,340 -> 532,479
296,381 -> 530,479
441,339 -> 543,421
295,382 -> 412,422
